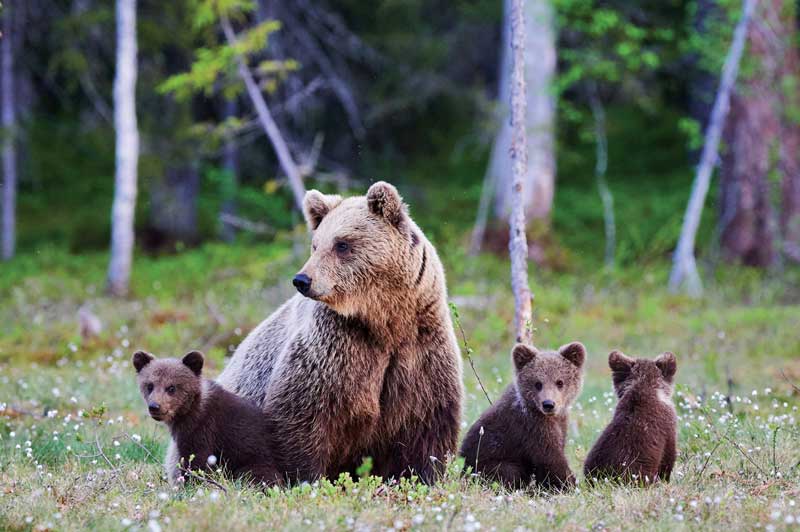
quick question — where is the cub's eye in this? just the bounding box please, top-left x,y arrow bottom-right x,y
334,241 -> 350,254
534,382 -> 543,391
556,380 -> 564,389
146,383 -> 154,394
166,385 -> 177,395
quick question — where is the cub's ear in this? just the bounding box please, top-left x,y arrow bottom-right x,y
559,342 -> 586,368
182,351 -> 204,376
303,189 -> 343,230
367,181 -> 407,229
512,343 -> 538,371
608,350 -> 634,386
654,352 -> 677,382
132,351 -> 154,373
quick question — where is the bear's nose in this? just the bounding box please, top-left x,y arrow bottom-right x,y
148,402 -> 161,414
293,273 -> 312,295
542,400 -> 555,413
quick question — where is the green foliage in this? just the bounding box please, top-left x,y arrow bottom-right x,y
554,0 -> 677,99
158,20 -> 292,101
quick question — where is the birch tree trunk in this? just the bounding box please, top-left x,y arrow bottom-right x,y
221,15 -> 306,213
588,87 -> 615,268
509,0 -> 532,345
1,1 -> 17,261
668,0 -> 756,295
107,0 -> 139,296
488,0 -> 556,225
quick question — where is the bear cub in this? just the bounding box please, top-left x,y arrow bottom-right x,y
460,342 -> 586,490
584,351 -> 678,484
132,350 -> 282,486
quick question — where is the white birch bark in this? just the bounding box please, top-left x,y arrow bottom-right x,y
588,87 -> 615,268
221,15 -> 306,213
668,0 -> 756,296
509,0 -> 533,344
107,0 -> 139,296
2,1 -> 17,261
488,0 -> 556,224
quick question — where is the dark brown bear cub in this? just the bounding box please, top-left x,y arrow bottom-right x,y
132,350 -> 282,486
584,351 -> 678,485
460,342 -> 586,490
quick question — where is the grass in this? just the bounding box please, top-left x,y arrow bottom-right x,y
1,239 -> 799,531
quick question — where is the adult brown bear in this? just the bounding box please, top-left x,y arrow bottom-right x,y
187,181 -> 462,484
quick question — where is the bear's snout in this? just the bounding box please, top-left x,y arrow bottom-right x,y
293,273 -> 312,296
148,402 -> 162,417
541,400 -> 556,414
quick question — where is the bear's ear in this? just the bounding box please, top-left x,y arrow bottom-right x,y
366,181 -> 408,229
559,342 -> 586,368
654,351 -> 677,382
132,351 -> 154,373
303,189 -> 343,230
512,343 -> 538,371
608,350 -> 634,386
182,351 -> 204,376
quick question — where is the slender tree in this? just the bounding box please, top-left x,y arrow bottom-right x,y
588,85 -> 615,268
220,14 -> 305,213
1,0 -> 17,261
107,0 -> 139,296
472,0 -> 556,253
509,0 -> 532,344
669,0 -> 756,296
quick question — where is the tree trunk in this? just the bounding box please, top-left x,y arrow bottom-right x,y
1,1 -> 17,261
719,0 -> 784,268
220,97 -> 239,242
777,1 -> 800,262
588,86 -> 615,268
488,0 -> 556,225
107,0 -> 139,296
148,164 -> 200,246
669,0 -> 755,295
221,15 -> 306,213
509,0 -> 533,345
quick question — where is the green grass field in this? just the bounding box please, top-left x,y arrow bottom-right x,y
1,240 -> 799,531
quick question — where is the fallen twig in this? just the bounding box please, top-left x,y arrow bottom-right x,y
181,468 -> 228,494
780,370 -> 800,394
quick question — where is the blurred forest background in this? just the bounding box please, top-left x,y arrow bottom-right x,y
1,0 -> 798,292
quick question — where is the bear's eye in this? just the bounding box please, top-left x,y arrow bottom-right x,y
556,380 -> 564,389
166,385 -> 177,395
334,241 -> 350,254
534,381 -> 543,391
146,383 -> 154,394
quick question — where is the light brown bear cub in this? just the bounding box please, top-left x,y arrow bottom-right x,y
584,351 -> 677,484
132,350 -> 282,486
460,342 -> 586,490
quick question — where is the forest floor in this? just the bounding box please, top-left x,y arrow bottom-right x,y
1,241 -> 799,531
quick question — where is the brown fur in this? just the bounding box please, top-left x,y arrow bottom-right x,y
132,351 -> 282,486
213,182 -> 463,484
584,351 -> 678,484
460,342 -> 586,490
